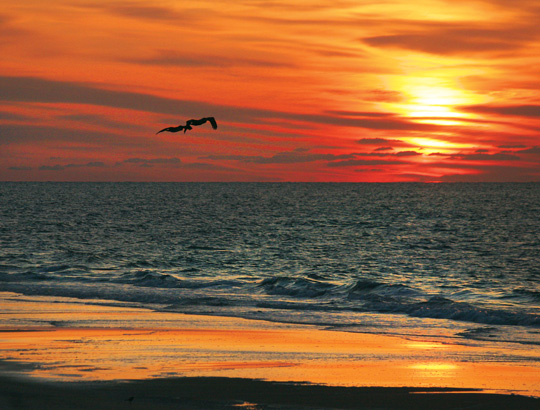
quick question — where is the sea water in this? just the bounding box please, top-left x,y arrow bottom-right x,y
1,182 -> 539,348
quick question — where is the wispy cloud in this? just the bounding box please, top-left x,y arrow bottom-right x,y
202,148 -> 356,164
517,146 -> 540,154
81,2 -> 202,23
118,157 -> 182,167
39,162 -> 106,171
462,104 -> 540,118
58,113 -> 139,129
126,49 -> 293,68
0,76 -> 435,131
362,23 -> 539,56
453,152 -> 522,161
327,159 -> 404,167
357,138 -> 412,146
8,166 -> 32,171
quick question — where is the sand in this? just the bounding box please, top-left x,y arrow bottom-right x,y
0,292 -> 539,409
1,375 -> 539,410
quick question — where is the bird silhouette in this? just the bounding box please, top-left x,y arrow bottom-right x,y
156,117 -> 217,134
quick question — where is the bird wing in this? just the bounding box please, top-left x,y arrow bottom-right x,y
156,127 -> 170,134
206,117 -> 218,129
156,125 -> 184,134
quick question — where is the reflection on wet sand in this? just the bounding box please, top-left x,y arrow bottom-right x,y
0,294 -> 538,397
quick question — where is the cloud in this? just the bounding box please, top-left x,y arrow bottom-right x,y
454,152 -> 521,161
518,146 -> 540,154
357,138 -> 391,145
0,13 -> 31,38
364,33 -> 514,55
39,164 -> 65,171
114,157 -> 231,171
0,111 -> 30,121
58,114 -> 138,129
348,150 -> 422,158
39,162 -> 106,171
498,144 -> 527,149
462,104 -> 540,118
81,2 -> 195,23
394,150 -> 422,157
127,49 -> 292,68
324,110 -> 396,118
183,162 -> 232,171
0,76 -> 439,132
118,157 -> 182,167
8,166 -> 32,171
327,159 -> 403,167
439,165 -> 539,182
362,24 -> 539,56
357,138 -> 410,146
81,161 -> 105,167
0,123 -> 151,150
202,149 -> 356,164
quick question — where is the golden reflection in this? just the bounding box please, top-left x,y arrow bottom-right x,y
409,362 -> 459,378
410,363 -> 458,371
2,295 -> 539,396
405,341 -> 449,350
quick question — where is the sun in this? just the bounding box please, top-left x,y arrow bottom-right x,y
402,83 -> 470,125
385,76 -> 482,126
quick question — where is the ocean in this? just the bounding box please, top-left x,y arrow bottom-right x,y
1,182 -> 539,348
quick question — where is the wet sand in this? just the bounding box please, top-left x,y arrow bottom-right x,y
1,375 -> 539,410
0,292 -> 539,409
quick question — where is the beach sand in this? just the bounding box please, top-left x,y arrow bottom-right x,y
0,292 -> 539,409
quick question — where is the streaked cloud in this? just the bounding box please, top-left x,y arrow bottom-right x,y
362,23 -> 539,56
39,162 -> 106,171
357,138 -> 412,147
126,49 -> 293,68
202,149 -> 356,164
462,104 -> 540,118
118,157 -> 182,167
0,76 -> 436,131
8,166 -> 32,171
518,146 -> 540,155
454,152 -> 522,161
328,159 -> 404,167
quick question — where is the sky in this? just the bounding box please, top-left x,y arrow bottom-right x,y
1,0 -> 540,182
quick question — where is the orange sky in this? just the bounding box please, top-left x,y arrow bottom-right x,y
1,0 -> 539,182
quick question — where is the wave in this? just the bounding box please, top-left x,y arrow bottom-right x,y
511,288 -> 540,302
346,279 -> 420,298
1,271 -> 538,329
257,277 -> 335,297
115,270 -> 184,288
364,296 -> 540,327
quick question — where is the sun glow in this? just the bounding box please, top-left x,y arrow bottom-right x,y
406,137 -> 463,150
390,76 -> 483,127
405,84 -> 469,124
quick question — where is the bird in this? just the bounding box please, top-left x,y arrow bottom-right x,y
155,124 -> 190,134
156,117 -> 217,134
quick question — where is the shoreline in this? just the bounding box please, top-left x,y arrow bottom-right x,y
1,292 -> 539,406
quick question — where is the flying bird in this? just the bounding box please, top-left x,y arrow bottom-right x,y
156,117 -> 218,134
